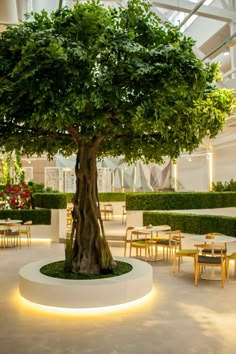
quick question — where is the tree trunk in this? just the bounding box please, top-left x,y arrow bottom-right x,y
71,138 -> 114,274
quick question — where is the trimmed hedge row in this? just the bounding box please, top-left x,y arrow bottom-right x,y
143,212 -> 236,237
126,192 -> 236,210
0,209 -> 51,224
98,193 -> 126,202
33,193 -> 67,209
66,192 -> 127,203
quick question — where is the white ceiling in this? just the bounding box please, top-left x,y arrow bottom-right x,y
1,0 -> 236,154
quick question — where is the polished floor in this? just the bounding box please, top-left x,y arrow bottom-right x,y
1,221 -> 236,354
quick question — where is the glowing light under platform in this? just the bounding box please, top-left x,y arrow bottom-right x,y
21,237 -> 51,243
17,287 -> 156,315
19,257 -> 153,311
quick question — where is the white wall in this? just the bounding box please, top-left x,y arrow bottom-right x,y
212,146 -> 236,183
32,0 -> 59,13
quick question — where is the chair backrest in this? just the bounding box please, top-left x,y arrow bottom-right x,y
24,221 -> 32,226
171,230 -> 182,244
125,226 -> 134,241
160,230 -> 180,245
130,230 -> 150,241
195,243 -> 225,258
104,203 -> 113,212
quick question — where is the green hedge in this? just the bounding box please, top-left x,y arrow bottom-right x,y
126,192 -> 236,210
143,212 -> 236,237
98,193 -> 126,202
33,193 -> 67,209
66,193 -> 74,203
66,192 -> 127,203
0,209 -> 51,224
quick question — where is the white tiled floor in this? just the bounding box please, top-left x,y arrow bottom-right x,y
1,223 -> 236,354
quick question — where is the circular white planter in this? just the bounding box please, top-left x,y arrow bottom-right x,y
19,257 -> 153,309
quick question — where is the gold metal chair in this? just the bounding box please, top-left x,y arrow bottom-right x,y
0,225 -> 5,247
4,223 -> 21,248
20,221 -> 32,246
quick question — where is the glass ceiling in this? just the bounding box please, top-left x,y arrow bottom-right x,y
158,0 -> 215,32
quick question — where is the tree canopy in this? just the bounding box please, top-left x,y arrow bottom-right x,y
0,0 -> 234,163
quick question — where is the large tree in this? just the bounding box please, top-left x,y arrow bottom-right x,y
0,0 -> 235,274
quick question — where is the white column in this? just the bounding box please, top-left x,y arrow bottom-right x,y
0,0 -> 18,23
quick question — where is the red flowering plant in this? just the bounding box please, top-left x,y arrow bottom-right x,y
0,182 -> 32,209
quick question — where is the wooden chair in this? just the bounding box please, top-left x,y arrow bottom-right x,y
194,244 -> 226,288
227,252 -> 236,279
173,248 -> 198,276
124,226 -> 134,257
104,204 -> 114,221
100,203 -> 114,221
20,221 -> 32,246
129,230 -> 152,261
153,230 -> 178,261
172,230 -> 184,250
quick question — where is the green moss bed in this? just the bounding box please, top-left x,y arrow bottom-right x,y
40,260 -> 133,280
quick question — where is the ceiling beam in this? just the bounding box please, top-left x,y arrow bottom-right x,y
179,0 -> 207,29
202,31 -> 236,60
152,0 -> 236,23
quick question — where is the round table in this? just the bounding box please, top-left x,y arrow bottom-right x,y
0,219 -> 22,224
190,234 -> 236,244
133,225 -> 171,261
134,225 -> 171,234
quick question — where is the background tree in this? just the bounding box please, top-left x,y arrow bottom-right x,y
0,0 -> 235,274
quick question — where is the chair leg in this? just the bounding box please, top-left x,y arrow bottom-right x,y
27,230 -> 31,246
155,244 -> 158,261
221,264 -> 225,288
173,254 -> 176,275
178,256 -> 181,271
194,265 -> 199,286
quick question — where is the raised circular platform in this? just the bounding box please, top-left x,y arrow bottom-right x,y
19,257 -> 153,309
